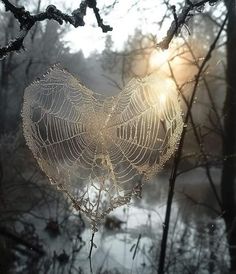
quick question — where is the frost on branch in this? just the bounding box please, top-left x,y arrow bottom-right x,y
0,0 -> 112,59
22,66 -> 183,230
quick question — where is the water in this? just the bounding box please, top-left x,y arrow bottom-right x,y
16,167 -> 229,273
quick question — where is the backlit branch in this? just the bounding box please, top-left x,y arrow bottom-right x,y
158,0 -> 219,49
0,0 -> 112,59
158,13 -> 228,274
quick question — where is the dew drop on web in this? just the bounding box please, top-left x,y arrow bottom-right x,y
22,65 -> 183,229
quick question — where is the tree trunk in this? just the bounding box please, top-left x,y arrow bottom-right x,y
221,0 -> 236,271
0,14 -> 14,135
0,58 -> 8,135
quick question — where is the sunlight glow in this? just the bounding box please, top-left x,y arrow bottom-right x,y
149,50 -> 170,70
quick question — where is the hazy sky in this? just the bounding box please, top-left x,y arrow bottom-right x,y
0,1 -> 225,57
47,0 -> 170,57
0,0 -> 169,57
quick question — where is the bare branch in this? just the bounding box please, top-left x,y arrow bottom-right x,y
0,0 -> 112,59
157,0 -> 219,49
0,226 -> 45,255
158,12 -> 228,274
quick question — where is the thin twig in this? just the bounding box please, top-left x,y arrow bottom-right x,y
168,57 -> 223,209
158,0 -> 219,49
132,233 -> 142,260
89,232 -> 95,273
0,0 -> 112,59
0,226 -> 45,255
157,13 -> 228,274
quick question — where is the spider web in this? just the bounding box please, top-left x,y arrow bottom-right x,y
22,66 -> 183,229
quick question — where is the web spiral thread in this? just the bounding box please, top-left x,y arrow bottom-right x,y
22,66 -> 183,230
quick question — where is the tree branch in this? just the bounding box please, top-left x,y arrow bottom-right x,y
0,0 -> 112,59
157,0 -> 219,49
157,13 -> 228,274
0,226 -> 45,256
